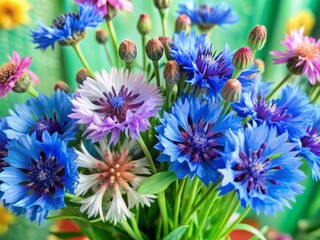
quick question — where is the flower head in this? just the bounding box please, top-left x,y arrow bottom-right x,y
5,90 -> 77,141
233,86 -> 313,140
219,123 -> 305,215
31,4 -> 104,51
0,132 -> 78,223
69,68 -> 163,144
299,105 -> 320,180
0,204 -> 15,234
75,140 -> 155,224
178,1 -> 238,32
155,95 -> 242,185
0,119 -> 9,182
0,0 -> 30,29
74,0 -> 133,16
0,51 -> 38,98
270,27 -> 320,84
286,11 -> 315,35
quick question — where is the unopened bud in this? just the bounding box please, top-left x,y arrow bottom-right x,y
154,0 -> 171,9
287,56 -> 304,75
12,75 -> 31,93
105,4 -> 118,21
159,36 -> 173,60
221,79 -> 242,102
175,14 -> 191,33
232,47 -> 253,70
248,25 -> 267,51
163,61 -> 180,84
119,40 -> 137,63
76,68 -> 89,85
96,29 -> 108,44
137,14 -> 151,36
145,38 -> 164,61
254,59 -> 265,74
54,81 -> 70,93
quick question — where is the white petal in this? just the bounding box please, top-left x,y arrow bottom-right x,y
105,190 -> 132,224
75,173 -> 100,196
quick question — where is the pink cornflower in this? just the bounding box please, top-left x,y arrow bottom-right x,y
74,0 -> 133,16
0,51 -> 38,97
271,27 -> 320,85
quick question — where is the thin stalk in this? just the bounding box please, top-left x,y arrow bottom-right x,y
160,10 -> 167,36
153,61 -> 161,88
103,43 -> 115,66
165,83 -> 173,111
106,20 -> 120,67
130,217 -> 144,240
173,178 -> 187,228
27,85 -> 39,97
142,35 -> 147,71
266,72 -> 293,101
72,44 -> 95,78
158,191 -> 169,236
311,86 -> 320,103
120,221 -> 142,240
138,135 -> 157,174
182,183 -> 220,225
182,178 -> 200,222
231,68 -> 241,79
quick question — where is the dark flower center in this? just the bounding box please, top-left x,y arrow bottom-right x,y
26,152 -> 64,195
0,62 -> 17,83
93,85 -> 143,122
52,13 -> 79,29
198,5 -> 213,16
32,118 -> 60,141
301,127 -> 320,155
232,142 -> 282,194
254,99 -> 291,123
177,120 -> 223,162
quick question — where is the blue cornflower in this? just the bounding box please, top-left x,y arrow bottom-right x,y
187,45 -> 257,96
178,1 -> 238,32
219,123 -> 305,215
0,119 -> 9,186
171,31 -> 208,71
233,85 -> 313,139
31,4 -> 103,51
299,105 -> 320,180
5,90 -> 78,141
155,94 -> 242,185
0,132 -> 78,223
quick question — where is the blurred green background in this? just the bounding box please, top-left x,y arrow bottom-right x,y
0,0 -> 320,239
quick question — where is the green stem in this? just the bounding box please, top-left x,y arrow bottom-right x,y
231,68 -> 241,79
173,178 -> 187,228
165,83 -> 173,111
130,217 -> 144,240
160,10 -> 167,36
27,85 -> 39,97
266,72 -> 293,101
103,43 -> 115,66
137,135 -> 157,174
311,85 -> 320,103
125,62 -> 132,72
153,61 -> 161,88
182,178 -> 200,222
120,221 -> 142,240
72,44 -> 95,78
182,183 -> 220,225
158,191 -> 169,236
65,193 -> 84,201
142,35 -> 147,71
106,20 -> 120,67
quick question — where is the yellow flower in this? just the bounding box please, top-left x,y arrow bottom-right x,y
286,10 -> 316,35
0,0 -> 31,29
0,204 -> 15,235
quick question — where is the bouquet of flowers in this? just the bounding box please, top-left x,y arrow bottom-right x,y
0,0 -> 319,239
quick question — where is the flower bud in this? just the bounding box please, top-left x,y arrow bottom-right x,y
105,4 -> 118,21
254,59 -> 265,74
12,75 -> 31,93
286,56 -> 304,75
119,40 -> 137,63
158,36 -> 173,60
163,61 -> 180,84
232,47 -> 253,70
248,25 -> 267,51
221,79 -> 242,103
175,14 -> 191,33
95,29 -> 108,44
154,0 -> 171,9
76,68 -> 89,85
54,81 -> 70,93
137,14 -> 151,36
145,38 -> 164,61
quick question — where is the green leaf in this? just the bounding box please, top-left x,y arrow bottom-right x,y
234,223 -> 267,240
49,231 -> 84,239
137,171 -> 176,194
163,225 -> 189,240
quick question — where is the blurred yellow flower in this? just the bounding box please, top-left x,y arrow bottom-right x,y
0,204 -> 15,235
286,10 -> 315,35
0,0 -> 31,29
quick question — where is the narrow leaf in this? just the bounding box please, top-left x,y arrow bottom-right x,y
234,223 -> 267,240
163,225 -> 189,240
137,171 -> 176,194
50,231 -> 84,239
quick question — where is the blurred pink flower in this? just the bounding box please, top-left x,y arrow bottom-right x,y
75,0 -> 133,16
0,51 -> 38,97
271,27 -> 320,85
